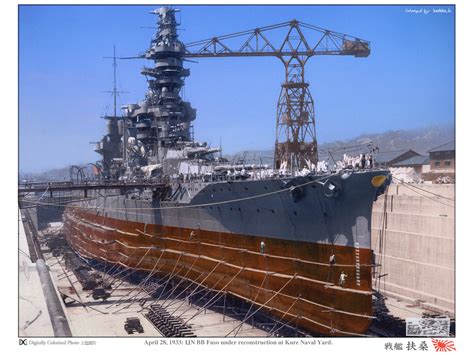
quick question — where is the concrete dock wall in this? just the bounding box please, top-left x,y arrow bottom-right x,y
371,183 -> 455,315
20,196 -> 76,229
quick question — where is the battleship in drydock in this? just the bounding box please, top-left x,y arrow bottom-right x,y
63,7 -> 390,336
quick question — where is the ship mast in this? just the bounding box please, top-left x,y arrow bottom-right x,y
94,46 -> 128,178
113,45 -> 117,117
104,45 -> 122,117
104,46 -> 128,167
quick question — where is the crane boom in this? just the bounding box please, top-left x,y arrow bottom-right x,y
183,20 -> 369,59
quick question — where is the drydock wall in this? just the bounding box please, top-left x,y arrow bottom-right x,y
371,184 -> 455,315
20,196 -> 76,229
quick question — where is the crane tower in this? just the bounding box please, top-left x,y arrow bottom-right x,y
183,18 -> 370,170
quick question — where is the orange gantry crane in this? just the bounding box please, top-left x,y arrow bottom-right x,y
182,19 -> 370,171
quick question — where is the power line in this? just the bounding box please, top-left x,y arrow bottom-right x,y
393,181 -> 454,208
391,176 -> 454,202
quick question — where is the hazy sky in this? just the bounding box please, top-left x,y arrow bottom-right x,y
19,5 -> 454,173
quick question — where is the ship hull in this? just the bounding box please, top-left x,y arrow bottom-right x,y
62,171 -> 389,336
64,209 -> 374,335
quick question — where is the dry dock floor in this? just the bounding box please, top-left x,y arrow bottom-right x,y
44,251 -> 268,337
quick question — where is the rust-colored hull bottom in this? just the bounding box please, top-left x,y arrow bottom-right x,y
63,207 -> 374,336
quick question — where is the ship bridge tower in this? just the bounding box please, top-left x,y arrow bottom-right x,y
124,7 -> 196,164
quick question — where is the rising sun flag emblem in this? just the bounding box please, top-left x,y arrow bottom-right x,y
432,339 -> 456,352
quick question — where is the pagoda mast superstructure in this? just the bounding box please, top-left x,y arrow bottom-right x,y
123,7 -> 196,165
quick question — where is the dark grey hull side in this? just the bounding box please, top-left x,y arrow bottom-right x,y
76,170 -> 389,249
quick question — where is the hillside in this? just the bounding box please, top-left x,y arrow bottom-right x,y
227,123 -> 454,163
20,123 -> 454,180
